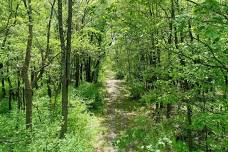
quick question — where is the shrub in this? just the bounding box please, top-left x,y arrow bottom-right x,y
73,82 -> 104,113
115,70 -> 125,80
0,92 -> 101,152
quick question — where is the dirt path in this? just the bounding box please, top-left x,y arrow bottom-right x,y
96,72 -> 138,152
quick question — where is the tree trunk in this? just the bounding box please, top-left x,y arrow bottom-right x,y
187,100 -> 193,151
166,104 -> 172,118
57,0 -> 66,138
47,76 -> 52,100
166,0 -> 175,119
80,63 -> 83,81
75,54 -> 80,87
186,14 -> 194,151
22,87 -> 25,110
8,77 -> 12,111
1,75 -> 6,98
155,103 -> 160,122
85,56 -> 91,82
58,0 -> 73,138
92,59 -> 100,83
22,0 -> 33,129
17,73 -> 21,110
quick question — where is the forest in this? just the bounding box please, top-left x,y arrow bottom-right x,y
0,0 -> 227,151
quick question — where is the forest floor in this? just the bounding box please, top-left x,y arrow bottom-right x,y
96,71 -> 141,152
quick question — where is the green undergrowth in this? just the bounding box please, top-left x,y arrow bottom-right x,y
72,82 -> 105,114
113,112 -> 189,152
0,85 -> 103,152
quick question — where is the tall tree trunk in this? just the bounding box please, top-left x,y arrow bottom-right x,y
58,0 -> 73,138
166,0 -> 175,119
57,0 -> 66,138
187,16 -> 194,151
22,0 -> 33,129
46,0 -> 56,115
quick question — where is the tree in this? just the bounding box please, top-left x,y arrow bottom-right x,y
57,0 -> 73,138
22,0 -> 33,129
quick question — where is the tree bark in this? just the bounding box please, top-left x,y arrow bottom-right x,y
58,0 -> 73,138
22,0 -> 33,129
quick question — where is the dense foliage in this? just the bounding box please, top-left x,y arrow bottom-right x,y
0,0 -> 227,151
110,0 -> 228,151
0,0 -> 107,151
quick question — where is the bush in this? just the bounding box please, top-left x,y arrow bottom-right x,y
73,82 -> 104,113
140,90 -> 158,105
129,81 -> 145,99
115,70 -> 125,80
0,90 -> 101,152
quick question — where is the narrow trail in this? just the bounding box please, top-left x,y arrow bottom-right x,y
96,72 -> 138,152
